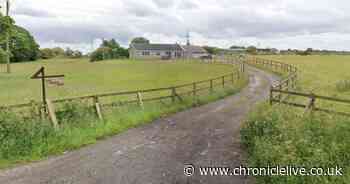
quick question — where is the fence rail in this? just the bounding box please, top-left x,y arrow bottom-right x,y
245,57 -> 350,117
0,61 -> 245,128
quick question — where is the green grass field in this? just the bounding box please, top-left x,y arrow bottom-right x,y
0,58 -> 234,106
242,55 -> 350,184
261,55 -> 350,98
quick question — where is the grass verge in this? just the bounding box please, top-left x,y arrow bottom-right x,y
0,77 -> 248,169
241,103 -> 350,183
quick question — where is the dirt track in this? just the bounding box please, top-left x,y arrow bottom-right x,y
0,67 -> 278,184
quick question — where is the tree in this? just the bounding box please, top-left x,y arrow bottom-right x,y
64,47 -> 74,57
72,50 -> 83,58
305,48 -> 313,55
230,45 -> 245,49
246,46 -> 257,55
90,47 -> 112,62
0,13 -> 15,42
130,37 -> 150,45
0,48 -> 7,63
8,26 -> 40,62
51,47 -> 65,56
0,10 -> 15,72
40,48 -> 55,59
90,39 -> 129,62
202,46 -> 220,55
101,39 -> 120,49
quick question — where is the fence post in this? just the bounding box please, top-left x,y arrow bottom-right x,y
193,82 -> 197,97
210,79 -> 213,93
304,94 -> 316,116
269,86 -> 273,105
278,84 -> 282,101
171,87 -> 176,103
136,92 -> 144,109
231,73 -> 234,85
222,76 -> 225,88
93,96 -> 104,120
46,99 -> 59,130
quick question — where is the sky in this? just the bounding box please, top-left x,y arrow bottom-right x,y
2,0 -> 350,52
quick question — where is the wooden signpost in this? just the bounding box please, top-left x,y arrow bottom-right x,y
31,67 -> 65,129
31,67 -> 65,110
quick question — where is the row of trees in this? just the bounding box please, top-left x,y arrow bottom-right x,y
40,47 -> 83,59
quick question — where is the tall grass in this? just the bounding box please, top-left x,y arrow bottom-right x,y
0,82 -> 246,169
241,103 -> 350,184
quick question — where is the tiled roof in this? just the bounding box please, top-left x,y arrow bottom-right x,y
182,45 -> 208,53
131,44 -> 183,51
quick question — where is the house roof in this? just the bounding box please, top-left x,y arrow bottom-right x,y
182,45 -> 208,54
131,43 -> 183,51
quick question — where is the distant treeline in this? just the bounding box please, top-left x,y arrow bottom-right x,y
222,45 -> 350,56
39,47 -> 83,60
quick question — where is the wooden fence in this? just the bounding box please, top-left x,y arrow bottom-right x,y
245,57 -> 350,117
0,61 -> 244,128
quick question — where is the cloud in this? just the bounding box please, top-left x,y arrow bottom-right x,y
152,0 -> 175,8
122,0 -> 159,17
12,4 -> 55,18
8,0 -> 350,51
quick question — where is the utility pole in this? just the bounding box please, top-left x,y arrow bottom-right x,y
5,0 -> 11,73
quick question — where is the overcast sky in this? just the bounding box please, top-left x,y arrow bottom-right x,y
3,0 -> 350,52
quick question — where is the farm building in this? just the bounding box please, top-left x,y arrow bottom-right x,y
182,45 -> 210,59
129,43 -> 210,60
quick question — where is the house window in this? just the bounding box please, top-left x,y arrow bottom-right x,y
165,51 -> 171,56
142,51 -> 150,56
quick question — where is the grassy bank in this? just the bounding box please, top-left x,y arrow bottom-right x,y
242,55 -> 350,183
241,103 -> 350,184
0,76 -> 247,169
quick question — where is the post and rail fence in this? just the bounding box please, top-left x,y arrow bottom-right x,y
3,56 -> 348,129
0,60 -> 245,129
244,57 -> 350,117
